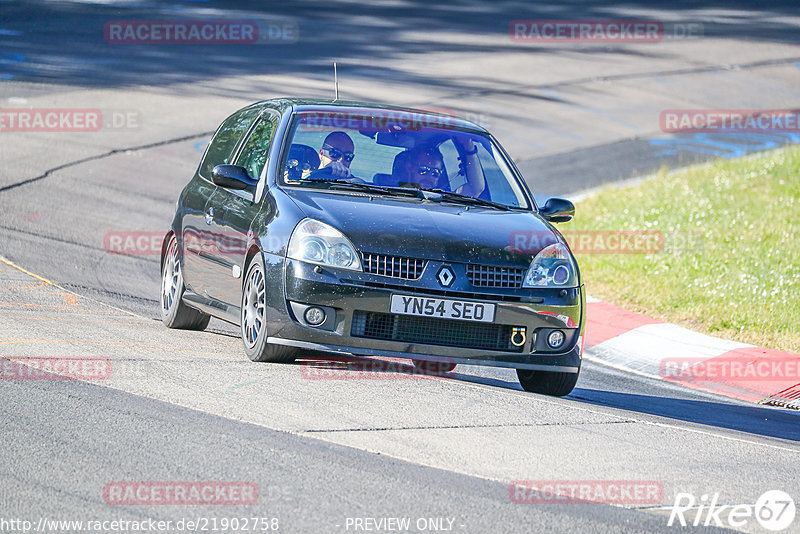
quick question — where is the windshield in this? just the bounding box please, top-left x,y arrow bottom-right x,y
280,110 -> 531,209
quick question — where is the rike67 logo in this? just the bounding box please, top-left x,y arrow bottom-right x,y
668,490 -> 795,531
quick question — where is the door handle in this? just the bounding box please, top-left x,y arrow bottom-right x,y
205,207 -> 214,225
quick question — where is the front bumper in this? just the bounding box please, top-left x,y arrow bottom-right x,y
270,258 -> 585,372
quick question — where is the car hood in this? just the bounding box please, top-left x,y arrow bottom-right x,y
285,189 -> 561,265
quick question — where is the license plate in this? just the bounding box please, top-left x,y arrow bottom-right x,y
390,295 -> 495,323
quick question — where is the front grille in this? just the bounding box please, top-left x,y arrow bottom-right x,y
467,264 -> 525,288
351,311 -> 524,352
362,252 -> 426,280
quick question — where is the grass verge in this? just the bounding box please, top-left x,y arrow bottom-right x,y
563,146 -> 800,353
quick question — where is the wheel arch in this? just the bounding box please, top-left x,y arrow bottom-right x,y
160,231 -> 175,274
242,244 -> 263,287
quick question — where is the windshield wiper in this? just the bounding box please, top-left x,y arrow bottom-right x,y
419,188 -> 511,211
299,178 -> 424,199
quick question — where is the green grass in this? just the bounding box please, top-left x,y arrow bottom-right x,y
564,146 -> 800,353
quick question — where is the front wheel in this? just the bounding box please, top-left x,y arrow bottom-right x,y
516,365 -> 580,397
241,254 -> 297,363
161,234 -> 210,330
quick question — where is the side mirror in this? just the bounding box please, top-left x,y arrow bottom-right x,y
539,197 -> 575,223
211,164 -> 258,191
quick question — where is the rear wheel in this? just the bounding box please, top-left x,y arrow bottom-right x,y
161,234 -> 210,330
241,254 -> 297,363
412,359 -> 456,375
517,365 -> 580,397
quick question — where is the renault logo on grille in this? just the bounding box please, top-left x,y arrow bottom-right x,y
436,266 -> 455,287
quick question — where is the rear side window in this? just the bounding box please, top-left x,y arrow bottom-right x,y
199,107 -> 260,179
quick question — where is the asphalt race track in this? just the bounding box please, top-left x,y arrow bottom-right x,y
2,1 -> 800,533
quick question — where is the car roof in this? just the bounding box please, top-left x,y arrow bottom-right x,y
249,97 -> 488,133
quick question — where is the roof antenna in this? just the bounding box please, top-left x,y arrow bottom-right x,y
333,61 -> 339,101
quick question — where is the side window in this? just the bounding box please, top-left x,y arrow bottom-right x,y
199,107 -> 260,179
235,114 -> 279,180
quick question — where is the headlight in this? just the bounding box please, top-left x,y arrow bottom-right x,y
522,243 -> 577,288
287,219 -> 362,271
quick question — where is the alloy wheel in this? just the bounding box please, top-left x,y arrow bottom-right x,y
243,263 -> 266,348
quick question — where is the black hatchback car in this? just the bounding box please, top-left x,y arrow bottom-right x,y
161,98 -> 585,396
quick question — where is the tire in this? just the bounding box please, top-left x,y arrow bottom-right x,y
412,359 -> 456,375
517,364 -> 580,397
241,253 -> 297,363
161,234 -> 211,330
